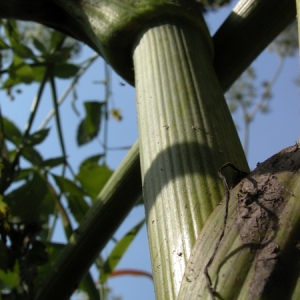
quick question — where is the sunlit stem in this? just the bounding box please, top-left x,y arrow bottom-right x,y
133,19 -> 248,298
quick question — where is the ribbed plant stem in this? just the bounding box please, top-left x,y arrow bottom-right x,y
133,20 -> 249,298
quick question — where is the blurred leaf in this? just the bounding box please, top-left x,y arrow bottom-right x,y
50,31 -> 66,51
79,154 -> 104,170
0,118 -> 9,161
6,64 -> 48,87
100,219 -> 145,283
22,146 -> 43,166
2,117 -> 22,145
10,43 -> 35,60
2,56 -> 43,88
0,263 -> 19,289
52,175 -> 89,223
53,63 -> 79,79
33,37 -> 47,54
260,104 -> 270,114
40,156 -> 66,170
3,20 -> 35,59
0,195 -> 9,218
24,128 -> 50,146
77,164 -> 113,200
0,240 -> 9,271
34,242 -> 65,287
0,38 -> 9,50
5,171 -> 54,223
31,66 -> 47,82
268,21 -> 298,58
225,66 -> 257,114
13,168 -> 32,182
42,47 -> 73,63
11,58 -> 34,83
77,101 -> 104,146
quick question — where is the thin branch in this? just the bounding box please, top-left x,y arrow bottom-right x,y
97,137 -> 132,151
44,176 -> 73,240
241,104 -> 250,157
102,63 -> 111,163
49,74 -> 69,177
23,69 -> 50,137
242,56 -> 286,155
248,57 -> 285,121
39,53 -> 99,129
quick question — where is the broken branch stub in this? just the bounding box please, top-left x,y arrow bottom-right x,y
178,144 -> 300,299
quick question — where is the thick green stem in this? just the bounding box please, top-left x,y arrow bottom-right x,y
133,19 -> 248,298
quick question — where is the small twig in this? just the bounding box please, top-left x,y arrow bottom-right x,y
39,53 -> 99,129
248,57 -> 285,122
243,57 -> 285,156
204,163 -> 248,299
102,63 -> 111,164
24,69 -> 50,137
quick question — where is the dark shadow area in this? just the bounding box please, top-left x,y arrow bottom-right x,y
141,140 -> 248,215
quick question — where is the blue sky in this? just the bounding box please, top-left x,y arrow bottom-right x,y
0,1 -> 299,299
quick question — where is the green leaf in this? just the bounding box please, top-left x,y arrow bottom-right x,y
4,21 -> 35,59
52,175 -> 89,223
2,117 -> 22,145
79,154 -> 104,170
22,146 -> 43,166
33,37 -> 47,53
40,156 -> 67,170
100,219 -> 145,283
5,171 -> 54,223
31,65 -> 47,82
53,63 -> 80,79
77,101 -> 104,146
34,242 -> 65,287
42,46 -> 74,63
2,76 -> 22,89
10,42 -> 35,59
50,31 -> 66,51
0,263 -> 19,289
0,38 -> 9,50
24,128 -> 50,146
11,58 -> 34,83
76,164 -> 113,200
0,195 -> 9,217
13,168 -> 32,182
0,241 -> 9,271
3,20 -> 19,40
2,56 -> 34,88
